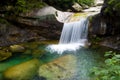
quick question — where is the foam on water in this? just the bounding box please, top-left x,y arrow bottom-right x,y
46,39 -> 87,54
46,17 -> 89,54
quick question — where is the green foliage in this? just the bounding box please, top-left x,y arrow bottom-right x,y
91,51 -> 120,80
15,0 -> 26,14
77,0 -> 94,6
0,0 -> 95,15
104,0 -> 120,16
0,0 -> 46,15
43,0 -> 94,11
0,18 -> 8,24
14,0 -> 46,14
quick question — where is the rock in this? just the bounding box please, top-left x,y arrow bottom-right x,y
94,0 -> 103,6
10,45 -> 25,53
38,55 -> 77,80
34,6 -> 57,16
72,3 -> 82,12
81,4 -> 89,9
3,59 -> 40,80
32,49 -> 45,58
0,50 -> 12,61
84,40 -> 91,48
0,6 -> 63,47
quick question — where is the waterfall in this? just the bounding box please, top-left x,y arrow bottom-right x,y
46,17 -> 89,54
59,18 -> 88,44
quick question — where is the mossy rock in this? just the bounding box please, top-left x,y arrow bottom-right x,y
0,50 -> 12,61
32,49 -> 45,58
3,59 -> 40,80
23,49 -> 32,54
9,45 -> 25,53
22,42 -> 39,50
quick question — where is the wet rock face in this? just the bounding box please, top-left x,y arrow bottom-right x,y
101,0 -> 120,35
88,0 -> 120,50
89,0 -> 120,36
89,15 -> 120,36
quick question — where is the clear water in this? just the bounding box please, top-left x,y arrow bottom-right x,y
45,47 -> 105,80
0,41 -> 111,80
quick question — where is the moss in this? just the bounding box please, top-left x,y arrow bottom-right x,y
32,49 -> 45,58
40,40 -> 58,45
88,16 -> 93,23
23,50 -> 32,54
21,41 -> 58,57
0,50 -> 12,61
3,59 -> 40,80
73,13 -> 87,17
90,36 -> 103,45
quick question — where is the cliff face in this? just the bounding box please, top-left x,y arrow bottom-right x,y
0,7 -> 63,46
90,0 -> 120,35
89,0 -> 120,50
101,0 -> 120,35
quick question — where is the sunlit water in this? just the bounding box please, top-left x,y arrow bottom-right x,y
0,42 -> 111,80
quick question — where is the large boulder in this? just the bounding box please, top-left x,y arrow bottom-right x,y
38,55 -> 77,80
0,50 -> 12,61
3,59 -> 40,80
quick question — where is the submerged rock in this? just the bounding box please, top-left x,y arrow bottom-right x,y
3,59 -> 40,80
0,50 -> 12,61
32,49 -> 45,58
38,55 -> 77,80
9,45 -> 25,53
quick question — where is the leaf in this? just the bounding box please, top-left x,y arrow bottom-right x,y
115,55 -> 120,59
104,51 -> 113,57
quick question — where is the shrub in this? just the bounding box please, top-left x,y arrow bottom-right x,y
77,0 -> 94,6
91,51 -> 120,80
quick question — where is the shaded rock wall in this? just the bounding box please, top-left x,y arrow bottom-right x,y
0,14 -> 63,46
89,0 -> 120,50
89,0 -> 120,36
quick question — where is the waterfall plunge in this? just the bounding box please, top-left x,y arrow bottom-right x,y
59,18 -> 88,44
47,17 -> 89,54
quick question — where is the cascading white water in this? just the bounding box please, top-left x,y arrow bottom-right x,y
59,18 -> 88,44
46,17 -> 89,54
